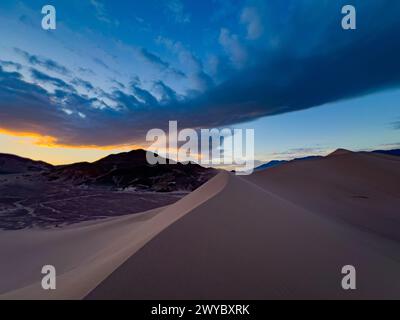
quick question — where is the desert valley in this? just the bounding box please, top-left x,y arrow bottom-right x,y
0,148 -> 399,299
0,150 -> 215,229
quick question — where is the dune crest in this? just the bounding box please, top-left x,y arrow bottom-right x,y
86,152 -> 400,299
327,148 -> 353,157
0,173 -> 228,300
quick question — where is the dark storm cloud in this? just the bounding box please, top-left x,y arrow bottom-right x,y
189,31 -> 400,127
31,69 -> 76,92
0,66 -> 72,136
139,48 -> 169,69
153,80 -> 178,103
111,90 -> 141,110
110,78 -> 126,89
0,60 -> 22,70
0,66 -> 149,146
14,48 -> 71,76
138,48 -> 186,79
131,85 -> 158,106
71,77 -> 95,91
181,0 -> 400,127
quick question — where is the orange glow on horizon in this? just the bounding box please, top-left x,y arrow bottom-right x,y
0,128 -> 145,165
0,128 -> 143,150
0,128 -> 208,166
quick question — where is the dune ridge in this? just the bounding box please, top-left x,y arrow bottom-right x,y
86,159 -> 400,299
247,150 -> 400,242
0,172 -> 228,300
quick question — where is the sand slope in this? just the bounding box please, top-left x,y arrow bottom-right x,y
0,173 -> 227,299
86,152 -> 400,299
247,150 -> 400,242
1,151 -> 400,299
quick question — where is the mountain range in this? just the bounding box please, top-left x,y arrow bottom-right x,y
0,149 -> 216,192
0,153 -> 52,174
255,148 -> 400,171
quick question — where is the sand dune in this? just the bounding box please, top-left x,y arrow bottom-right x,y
1,151 -> 400,299
0,173 -> 227,299
86,151 -> 400,300
247,150 -> 400,242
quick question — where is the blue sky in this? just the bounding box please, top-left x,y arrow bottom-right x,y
0,0 -> 399,164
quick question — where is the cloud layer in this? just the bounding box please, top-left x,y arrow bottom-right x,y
0,0 -> 400,147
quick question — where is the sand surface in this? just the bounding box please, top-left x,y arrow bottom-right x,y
0,173 -> 227,299
1,151 -> 400,299
247,151 -> 400,242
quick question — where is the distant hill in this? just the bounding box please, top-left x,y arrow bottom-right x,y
372,149 -> 400,157
0,149 -> 216,192
327,148 -> 353,157
255,148 -> 400,172
45,149 -> 216,192
255,160 -> 288,171
0,153 -> 53,174
255,155 -> 323,172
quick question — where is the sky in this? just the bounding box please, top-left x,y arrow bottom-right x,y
0,0 -> 399,165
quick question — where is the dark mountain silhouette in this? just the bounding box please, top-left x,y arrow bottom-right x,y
327,148 -> 353,157
255,160 -> 288,171
255,148 -> 399,173
45,149 -> 216,192
255,155 -> 323,172
373,149 -> 400,157
0,153 -> 53,174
